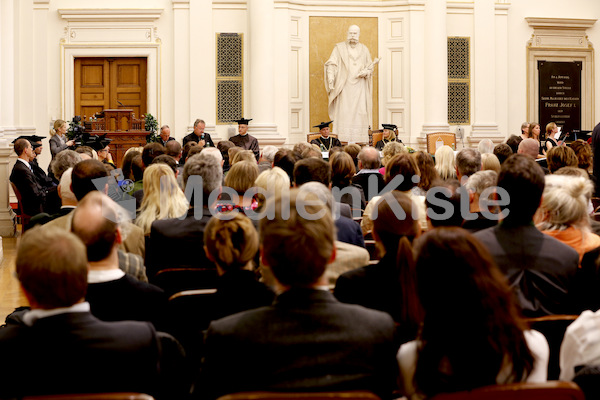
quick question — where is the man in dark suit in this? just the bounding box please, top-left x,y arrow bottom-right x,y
71,191 -> 166,326
475,154 -> 580,317
199,189 -> 399,400
352,146 -> 385,201
310,121 -> 341,151
159,124 -> 176,146
146,152 -> 221,280
0,225 -> 180,399
10,138 -> 47,216
183,118 -> 215,147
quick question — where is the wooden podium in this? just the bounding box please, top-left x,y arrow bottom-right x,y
91,109 -> 147,167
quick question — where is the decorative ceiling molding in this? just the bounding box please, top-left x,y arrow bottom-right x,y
57,9 -> 164,23
526,18 -> 597,30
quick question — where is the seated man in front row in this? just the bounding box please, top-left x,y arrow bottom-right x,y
199,189 -> 399,399
0,226 -> 182,398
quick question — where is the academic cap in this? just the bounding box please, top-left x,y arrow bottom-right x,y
382,124 -> 397,131
84,134 -> 113,152
313,121 -> 333,130
236,118 -> 253,125
12,136 -> 43,149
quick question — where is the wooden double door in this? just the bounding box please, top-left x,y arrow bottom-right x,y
74,57 -> 147,120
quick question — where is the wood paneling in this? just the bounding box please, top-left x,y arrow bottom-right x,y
74,57 -> 147,120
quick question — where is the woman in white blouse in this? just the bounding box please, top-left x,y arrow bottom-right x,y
397,228 -> 549,400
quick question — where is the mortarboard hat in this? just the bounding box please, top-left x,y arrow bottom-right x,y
12,136 -> 43,149
313,121 -> 333,130
382,124 -> 397,131
236,118 -> 253,125
84,134 -> 113,152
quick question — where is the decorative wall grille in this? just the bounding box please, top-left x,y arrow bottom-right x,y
448,37 -> 470,125
216,33 -> 243,124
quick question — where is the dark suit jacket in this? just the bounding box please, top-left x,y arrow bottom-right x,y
160,137 -> 176,147
86,274 -> 166,327
335,216 -> 365,248
475,224 -> 580,317
146,207 -> 217,278
183,132 -> 215,147
230,134 -> 260,161
0,311 -> 163,398
352,172 -> 385,201
199,288 -> 399,400
10,160 -> 46,216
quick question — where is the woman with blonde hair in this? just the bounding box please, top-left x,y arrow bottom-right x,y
136,163 -> 189,235
434,145 -> 457,180
218,161 -> 260,215
231,150 -> 256,166
481,153 -> 501,174
204,213 -> 274,322
544,122 -> 559,153
253,167 -> 290,211
49,119 -> 75,158
535,174 -> 600,262
379,141 -> 407,175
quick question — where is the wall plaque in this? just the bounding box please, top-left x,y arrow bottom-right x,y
538,61 -> 582,138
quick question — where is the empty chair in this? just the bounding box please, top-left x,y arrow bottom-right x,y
218,391 -> 381,400
429,382 -> 583,400
151,268 -> 218,298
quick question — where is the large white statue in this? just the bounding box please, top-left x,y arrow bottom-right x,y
325,25 -> 379,143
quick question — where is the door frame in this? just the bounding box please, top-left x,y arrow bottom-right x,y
61,43 -> 160,122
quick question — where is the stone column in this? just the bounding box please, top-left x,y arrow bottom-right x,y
173,0 -> 191,140
469,0 -> 501,145
421,0 -> 449,137
246,0 -> 285,147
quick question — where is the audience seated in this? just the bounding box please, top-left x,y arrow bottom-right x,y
493,143 -> 513,165
518,138 -> 549,174
136,163 -> 189,235
146,153 -> 221,278
217,140 -> 234,172
273,148 -> 298,185
132,142 -> 167,205
506,135 -> 523,154
398,228 -> 548,400
535,174 -> 600,262
203,212 -> 274,322
570,139 -> 598,197
475,154 -> 580,317
481,153 -> 501,173
424,179 -> 464,229
199,189 -> 399,399
335,191 -> 421,343
258,145 -> 278,173
0,226 -> 181,399
462,170 -> 499,233
546,145 -> 578,174
10,138 -> 48,217
379,141 -> 406,176
411,151 -> 439,196
352,146 -> 385,201
218,160 -> 260,216
231,150 -> 257,165
330,151 -> 366,211
434,145 -> 457,181
181,141 -> 198,166
477,138 -> 495,154
50,149 -> 82,181
254,167 -> 290,212
344,143 -> 361,169
560,309 -> 600,382
29,167 -> 78,227
455,148 -> 482,183
71,192 -> 166,326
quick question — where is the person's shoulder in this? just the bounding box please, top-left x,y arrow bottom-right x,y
207,305 -> 274,335
540,231 -> 580,260
122,274 -> 164,294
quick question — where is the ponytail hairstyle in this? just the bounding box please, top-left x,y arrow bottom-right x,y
204,213 -> 259,272
51,119 -> 67,137
372,190 -> 422,331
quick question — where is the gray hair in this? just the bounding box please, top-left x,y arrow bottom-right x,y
456,148 -> 482,178
465,170 -> 497,196
199,147 -> 223,163
358,146 -> 380,170
51,150 -> 82,180
261,145 -> 279,163
477,139 -> 495,154
299,181 -> 336,215
183,153 -> 223,204
58,168 -> 77,204
194,119 -> 205,128
160,125 -> 170,132
537,174 -> 594,232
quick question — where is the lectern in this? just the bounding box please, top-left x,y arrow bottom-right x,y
91,109 -> 147,166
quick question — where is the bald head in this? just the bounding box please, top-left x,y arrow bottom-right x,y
518,138 -> 539,159
358,146 -> 380,170
71,192 -> 120,262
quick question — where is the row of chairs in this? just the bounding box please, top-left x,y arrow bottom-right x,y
20,382 -> 585,400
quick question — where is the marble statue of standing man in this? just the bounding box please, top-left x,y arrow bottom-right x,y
325,25 -> 379,143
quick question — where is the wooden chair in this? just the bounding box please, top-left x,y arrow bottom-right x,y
368,129 -> 384,147
10,181 -> 31,233
364,239 -> 379,261
218,391 -> 381,400
23,393 -> 155,400
525,314 -> 579,380
151,268 -> 218,298
429,382 -> 583,400
426,132 -> 456,155
592,197 -> 600,212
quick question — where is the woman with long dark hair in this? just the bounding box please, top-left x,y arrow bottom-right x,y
398,228 -> 548,399
335,190 -> 422,343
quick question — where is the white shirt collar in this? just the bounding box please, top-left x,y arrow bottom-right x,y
17,158 -> 31,169
88,269 -> 126,284
23,302 -> 90,326
357,168 -> 380,174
